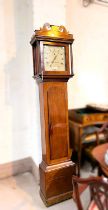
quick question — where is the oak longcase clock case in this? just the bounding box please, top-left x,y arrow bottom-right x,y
30,23 -> 75,206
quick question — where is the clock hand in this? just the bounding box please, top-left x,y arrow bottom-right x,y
51,54 -> 58,65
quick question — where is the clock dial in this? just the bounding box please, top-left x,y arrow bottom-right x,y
43,45 -> 66,71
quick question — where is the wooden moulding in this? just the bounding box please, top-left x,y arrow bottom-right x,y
30,23 -> 74,45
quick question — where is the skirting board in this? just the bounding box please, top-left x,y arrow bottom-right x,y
0,157 -> 40,182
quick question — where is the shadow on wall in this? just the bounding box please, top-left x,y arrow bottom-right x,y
4,0 -> 41,166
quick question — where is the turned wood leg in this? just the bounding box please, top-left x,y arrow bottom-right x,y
77,144 -> 82,176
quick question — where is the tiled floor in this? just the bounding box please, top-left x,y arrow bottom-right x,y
0,161 -> 97,210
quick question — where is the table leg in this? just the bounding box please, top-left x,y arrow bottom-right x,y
77,128 -> 82,176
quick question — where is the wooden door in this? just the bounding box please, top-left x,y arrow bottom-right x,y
47,84 -> 69,161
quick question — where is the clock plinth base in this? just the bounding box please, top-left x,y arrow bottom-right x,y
39,160 -> 76,206
40,188 -> 72,207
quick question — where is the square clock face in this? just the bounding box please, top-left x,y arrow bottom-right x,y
43,45 -> 66,71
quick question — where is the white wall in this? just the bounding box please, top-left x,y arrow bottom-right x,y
66,0 -> 108,108
1,0 -> 108,167
0,0 -> 37,164
0,0 -> 66,166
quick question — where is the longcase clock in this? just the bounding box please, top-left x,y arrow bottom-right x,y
30,23 -> 76,206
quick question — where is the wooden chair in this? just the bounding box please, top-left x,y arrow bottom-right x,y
97,122 -> 108,140
83,122 -> 108,170
72,175 -> 108,210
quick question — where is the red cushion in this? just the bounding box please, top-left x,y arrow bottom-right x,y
88,200 -> 99,210
88,194 -> 105,210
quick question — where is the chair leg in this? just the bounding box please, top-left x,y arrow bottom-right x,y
98,165 -> 103,176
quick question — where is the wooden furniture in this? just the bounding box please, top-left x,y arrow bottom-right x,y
69,107 -> 108,125
92,143 -> 108,177
30,23 -> 76,206
72,175 -> 108,210
69,107 -> 108,176
82,122 -> 108,172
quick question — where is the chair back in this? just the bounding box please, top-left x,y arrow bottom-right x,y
72,176 -> 108,210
